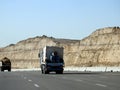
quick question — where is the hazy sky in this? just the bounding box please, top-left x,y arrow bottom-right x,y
0,0 -> 120,47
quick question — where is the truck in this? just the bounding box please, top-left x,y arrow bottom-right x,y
0,57 -> 11,72
38,46 -> 64,74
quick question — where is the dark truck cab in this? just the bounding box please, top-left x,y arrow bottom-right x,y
0,57 -> 11,72
38,46 -> 64,74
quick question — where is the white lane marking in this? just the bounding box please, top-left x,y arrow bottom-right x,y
75,79 -> 83,82
28,79 -> 32,82
24,77 -> 27,79
51,75 -> 56,77
34,84 -> 40,88
62,77 -> 67,79
96,83 -> 107,87
100,76 -> 107,79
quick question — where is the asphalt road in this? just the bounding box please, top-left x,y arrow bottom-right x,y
0,71 -> 120,90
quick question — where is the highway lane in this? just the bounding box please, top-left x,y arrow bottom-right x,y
0,71 -> 120,90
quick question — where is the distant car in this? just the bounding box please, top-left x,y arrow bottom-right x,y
0,57 -> 11,72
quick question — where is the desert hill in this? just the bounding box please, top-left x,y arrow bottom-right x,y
0,27 -> 120,68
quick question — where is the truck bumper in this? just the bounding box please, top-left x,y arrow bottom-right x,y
46,67 -> 64,72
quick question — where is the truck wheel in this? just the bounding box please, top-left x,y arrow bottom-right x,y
56,71 -> 63,74
1,68 -> 4,72
45,71 -> 49,74
43,69 -> 49,74
59,71 -> 63,74
42,66 -> 46,74
8,68 -> 11,72
41,67 -> 43,74
41,69 -> 44,74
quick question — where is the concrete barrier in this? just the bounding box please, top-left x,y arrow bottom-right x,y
64,67 -> 87,71
11,68 -> 40,72
6,67 -> 120,72
64,67 -> 120,72
85,67 -> 107,72
106,67 -> 120,72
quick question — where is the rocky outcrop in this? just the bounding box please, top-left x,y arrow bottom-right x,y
71,27 -> 120,66
0,27 -> 120,68
0,35 -> 80,68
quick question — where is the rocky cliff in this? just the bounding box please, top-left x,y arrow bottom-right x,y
0,27 -> 120,68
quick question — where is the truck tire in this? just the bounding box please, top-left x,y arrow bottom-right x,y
8,68 -> 11,72
45,71 -> 49,74
41,65 -> 49,74
60,71 -> 63,74
43,69 -> 49,74
56,71 -> 63,74
41,67 -> 43,74
41,65 -> 45,74
41,69 -> 44,74
1,68 -> 4,72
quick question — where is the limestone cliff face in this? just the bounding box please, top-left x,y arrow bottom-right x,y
0,35 -> 79,68
0,27 -> 120,68
72,27 -> 120,66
